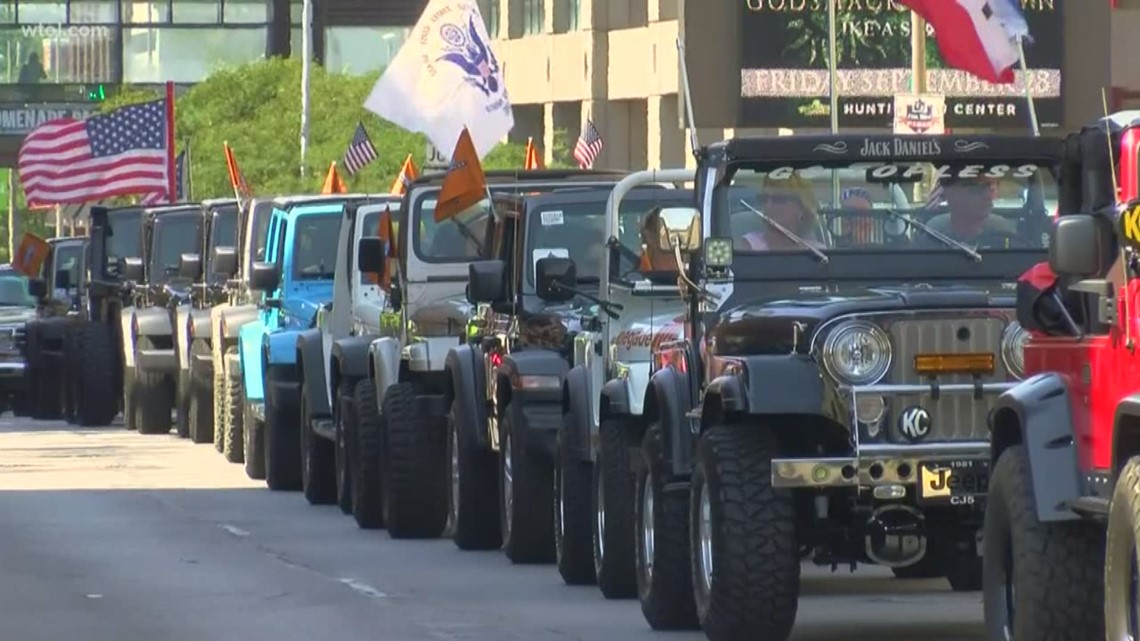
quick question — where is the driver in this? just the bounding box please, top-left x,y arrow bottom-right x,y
925,176 -> 1018,244
638,207 -> 679,275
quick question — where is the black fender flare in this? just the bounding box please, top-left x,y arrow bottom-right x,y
1112,394 -> 1140,475
188,307 -> 212,346
331,334 -> 373,394
37,317 -> 68,342
133,306 -> 171,337
562,366 -> 593,462
444,343 -> 488,450
644,366 -> 693,478
701,373 -> 748,429
500,350 -> 569,401
295,329 -> 331,418
989,372 -> 1082,523
599,378 -> 630,418
737,354 -> 827,416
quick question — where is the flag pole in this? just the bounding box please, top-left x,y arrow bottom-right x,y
299,0 -> 312,178
910,12 -> 927,201
827,0 -> 838,135
165,81 -> 176,203
1016,37 -> 1040,137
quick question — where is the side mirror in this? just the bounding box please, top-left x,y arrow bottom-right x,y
468,260 -> 506,303
535,257 -> 577,303
27,278 -> 46,299
212,246 -> 238,277
123,257 -> 144,282
357,237 -> 385,277
1049,215 -> 1106,277
652,207 -> 702,253
54,269 -> 71,291
250,261 -> 279,292
178,253 -> 202,279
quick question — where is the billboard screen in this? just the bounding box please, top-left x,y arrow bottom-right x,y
738,0 -> 1062,130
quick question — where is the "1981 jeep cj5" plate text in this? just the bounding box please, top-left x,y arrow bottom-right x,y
917,459 -> 990,506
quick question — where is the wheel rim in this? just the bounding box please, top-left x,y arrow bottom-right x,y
503,432 -> 514,530
595,472 -> 606,561
448,423 -> 459,530
698,479 -> 713,597
641,476 -> 655,581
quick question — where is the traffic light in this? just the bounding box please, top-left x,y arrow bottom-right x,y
86,84 -> 106,101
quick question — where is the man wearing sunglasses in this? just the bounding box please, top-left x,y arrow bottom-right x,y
925,175 -> 1017,243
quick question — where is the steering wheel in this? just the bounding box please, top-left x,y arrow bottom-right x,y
971,230 -> 1038,250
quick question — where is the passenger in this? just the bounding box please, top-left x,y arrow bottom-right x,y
638,207 -> 679,274
924,176 -> 1018,243
739,173 -> 826,251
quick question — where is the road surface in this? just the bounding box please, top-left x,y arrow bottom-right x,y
0,418 -> 986,640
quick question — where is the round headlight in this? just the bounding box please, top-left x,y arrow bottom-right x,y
822,321 -> 892,385
1001,321 -> 1030,379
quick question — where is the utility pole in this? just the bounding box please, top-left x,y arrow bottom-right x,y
911,12 -> 927,94
299,0 -> 312,179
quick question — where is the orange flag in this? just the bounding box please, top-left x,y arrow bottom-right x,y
435,128 -> 487,223
223,141 -> 252,204
390,154 -> 419,196
321,161 -> 347,194
13,233 -> 50,278
524,137 -> 544,170
368,206 -> 400,289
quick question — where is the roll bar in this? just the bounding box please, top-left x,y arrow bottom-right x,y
604,168 -> 695,236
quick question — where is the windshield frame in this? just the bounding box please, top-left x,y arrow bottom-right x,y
148,211 -> 202,285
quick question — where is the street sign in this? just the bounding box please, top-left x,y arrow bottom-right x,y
0,104 -> 99,136
425,141 -> 449,170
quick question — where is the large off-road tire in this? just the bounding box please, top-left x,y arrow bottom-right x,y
222,355 -> 245,464
243,388 -> 266,480
212,349 -> 228,453
499,405 -> 555,564
1105,456 -> 1140,640
381,382 -> 447,539
175,368 -> 190,439
635,425 -> 698,631
133,367 -> 174,435
264,380 -> 302,491
62,327 -> 79,424
982,445 -> 1104,641
555,425 -> 595,585
445,399 -> 499,550
122,365 -> 137,431
76,324 -> 118,427
187,352 -> 214,444
300,378 -> 337,505
594,417 -> 638,599
350,379 -> 384,529
691,426 -> 799,641
334,380 -> 356,515
31,349 -> 62,420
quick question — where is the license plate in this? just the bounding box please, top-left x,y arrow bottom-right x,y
917,459 -> 990,506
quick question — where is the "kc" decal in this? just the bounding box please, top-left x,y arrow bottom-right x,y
1122,205 -> 1140,248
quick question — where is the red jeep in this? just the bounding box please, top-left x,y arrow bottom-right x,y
983,112 -> 1140,640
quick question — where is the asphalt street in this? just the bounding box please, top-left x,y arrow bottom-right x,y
0,418 -> 986,641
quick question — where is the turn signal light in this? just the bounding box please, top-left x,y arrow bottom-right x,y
913,353 -> 994,374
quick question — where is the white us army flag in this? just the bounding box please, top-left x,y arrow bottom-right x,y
364,0 -> 514,160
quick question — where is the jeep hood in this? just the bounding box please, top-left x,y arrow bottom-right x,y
711,283 -> 1016,357
0,306 -> 36,325
411,293 -> 473,337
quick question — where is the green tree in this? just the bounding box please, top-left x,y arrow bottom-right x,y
101,57 -> 572,200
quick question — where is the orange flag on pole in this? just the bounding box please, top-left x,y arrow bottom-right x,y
13,233 -> 50,278
368,205 -> 400,290
524,137 -> 544,170
434,127 -> 487,223
223,141 -> 252,205
390,154 -> 419,196
321,161 -> 347,194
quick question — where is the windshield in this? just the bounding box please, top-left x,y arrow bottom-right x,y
415,197 -> 492,262
251,202 -> 273,262
714,161 -> 1056,254
212,209 -> 238,249
526,195 -> 693,287
152,214 -> 201,282
0,275 -> 31,307
53,242 -> 83,295
107,210 -> 142,262
292,213 -> 341,280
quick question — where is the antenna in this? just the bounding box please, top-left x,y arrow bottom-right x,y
676,37 -> 699,159
1101,88 -> 1120,201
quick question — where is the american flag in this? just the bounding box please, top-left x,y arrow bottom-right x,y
18,98 -> 170,207
573,118 -> 604,169
342,121 -> 378,175
141,147 -> 188,205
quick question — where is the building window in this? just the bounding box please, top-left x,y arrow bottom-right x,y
522,0 -> 542,35
554,0 -> 578,33
19,1 -> 66,24
171,0 -> 220,24
324,26 -> 407,75
120,2 -> 170,24
122,26 -> 265,82
70,1 -> 119,23
224,0 -> 268,24
0,24 -> 117,83
479,0 -> 498,38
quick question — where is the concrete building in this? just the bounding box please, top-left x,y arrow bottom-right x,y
487,0 -> 1140,171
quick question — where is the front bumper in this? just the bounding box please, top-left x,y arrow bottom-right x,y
137,348 -> 178,372
772,380 -> 1012,497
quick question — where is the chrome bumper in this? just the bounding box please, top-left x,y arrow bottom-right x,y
771,380 -> 1011,490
